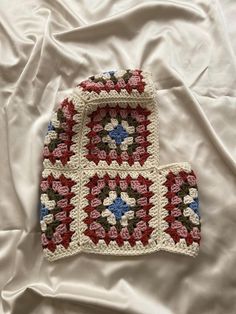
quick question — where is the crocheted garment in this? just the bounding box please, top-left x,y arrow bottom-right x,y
39,69 -> 201,261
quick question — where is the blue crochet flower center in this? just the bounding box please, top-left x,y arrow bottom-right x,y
40,204 -> 49,221
47,121 -> 55,132
103,70 -> 115,75
189,198 -> 200,217
108,197 -> 130,220
109,124 -> 128,145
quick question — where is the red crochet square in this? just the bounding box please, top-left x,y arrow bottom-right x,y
78,69 -> 146,94
163,170 -> 201,246
85,105 -> 151,166
40,173 -> 76,252
83,173 -> 154,247
43,99 -> 77,166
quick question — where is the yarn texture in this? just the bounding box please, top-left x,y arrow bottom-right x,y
39,69 -> 201,261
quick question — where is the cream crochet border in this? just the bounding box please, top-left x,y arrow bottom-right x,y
41,71 -> 200,262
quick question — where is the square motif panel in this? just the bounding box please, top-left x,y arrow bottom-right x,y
42,96 -> 83,170
78,69 -> 146,94
158,164 -> 201,256
80,102 -> 158,169
39,169 -> 80,259
162,169 -> 201,244
79,169 -> 158,254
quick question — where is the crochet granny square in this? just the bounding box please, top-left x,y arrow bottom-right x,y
39,69 -> 201,261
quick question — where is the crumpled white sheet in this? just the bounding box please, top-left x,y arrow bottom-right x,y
1,1 -> 236,313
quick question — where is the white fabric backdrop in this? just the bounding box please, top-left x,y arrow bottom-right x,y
0,1 -> 236,313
